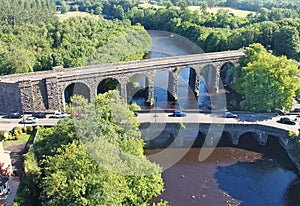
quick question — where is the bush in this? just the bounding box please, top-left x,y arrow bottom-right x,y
26,126 -> 34,133
13,127 -> 23,140
0,130 -> 9,141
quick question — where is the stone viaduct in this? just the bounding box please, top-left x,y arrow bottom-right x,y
0,50 -> 244,114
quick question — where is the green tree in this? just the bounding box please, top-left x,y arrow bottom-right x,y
273,26 -> 300,61
25,91 -> 164,205
232,43 -> 300,112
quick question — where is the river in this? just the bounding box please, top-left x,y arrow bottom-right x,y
145,30 -> 300,206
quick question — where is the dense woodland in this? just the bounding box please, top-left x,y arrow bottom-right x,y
0,0 -> 151,75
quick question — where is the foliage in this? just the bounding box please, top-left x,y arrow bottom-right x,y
0,15 -> 151,75
20,92 -> 164,205
0,0 -> 57,27
231,43 -> 300,112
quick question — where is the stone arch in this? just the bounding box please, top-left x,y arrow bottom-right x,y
97,78 -> 121,95
200,64 -> 218,94
177,67 -> 198,109
220,61 -> 242,110
238,131 -> 263,149
63,82 -> 91,105
220,62 -> 235,88
153,69 -> 174,108
217,131 -> 234,146
126,73 -> 149,106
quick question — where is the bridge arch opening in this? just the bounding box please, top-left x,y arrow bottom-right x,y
154,70 -> 175,108
177,67 -> 198,109
126,74 -> 148,106
220,62 -> 241,110
198,65 -> 218,109
238,132 -> 264,151
217,131 -> 234,147
97,78 -> 120,95
64,82 -> 91,105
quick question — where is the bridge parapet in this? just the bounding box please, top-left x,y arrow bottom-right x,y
140,122 -> 291,149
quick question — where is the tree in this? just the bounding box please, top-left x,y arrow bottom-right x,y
273,26 -> 300,61
231,43 -> 300,112
27,91 -> 164,205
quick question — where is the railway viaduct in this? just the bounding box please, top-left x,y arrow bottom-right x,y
0,50 -> 244,113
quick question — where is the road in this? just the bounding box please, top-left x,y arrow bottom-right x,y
0,114 -> 60,131
0,111 -> 299,134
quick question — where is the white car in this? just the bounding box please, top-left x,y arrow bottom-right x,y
51,111 -> 67,118
225,112 -> 237,118
20,116 -> 37,124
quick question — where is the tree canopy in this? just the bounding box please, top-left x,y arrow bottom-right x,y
17,91 -> 164,205
231,43 -> 300,112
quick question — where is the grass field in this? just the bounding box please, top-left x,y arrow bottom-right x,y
190,6 -> 255,17
139,3 -> 255,18
3,134 -> 32,148
57,11 -> 98,21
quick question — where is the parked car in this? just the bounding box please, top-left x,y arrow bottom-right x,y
19,116 -> 37,124
225,112 -> 237,118
293,108 -> 300,113
172,110 -> 187,117
278,117 -> 296,125
8,111 -> 23,119
32,112 -> 47,118
50,111 -> 67,118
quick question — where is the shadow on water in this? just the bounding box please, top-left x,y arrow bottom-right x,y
214,158 -> 297,206
147,132 -> 300,205
214,134 -> 300,206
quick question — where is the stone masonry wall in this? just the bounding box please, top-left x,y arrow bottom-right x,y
0,82 -> 22,114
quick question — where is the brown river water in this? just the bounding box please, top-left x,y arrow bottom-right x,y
145,30 -> 300,206
145,135 -> 300,206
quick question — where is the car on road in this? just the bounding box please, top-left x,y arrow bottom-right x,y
32,112 -> 47,118
294,108 -> 300,112
50,111 -> 67,118
8,112 -> 23,119
225,112 -> 237,118
278,117 -> 296,125
19,116 -> 37,124
172,110 -> 187,117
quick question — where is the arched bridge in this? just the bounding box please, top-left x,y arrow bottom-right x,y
0,50 -> 244,113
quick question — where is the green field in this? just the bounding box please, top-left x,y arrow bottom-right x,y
57,11 -> 98,21
139,3 -> 255,18
195,6 -> 255,17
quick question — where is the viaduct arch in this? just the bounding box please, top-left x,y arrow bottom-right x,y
0,50 -> 244,113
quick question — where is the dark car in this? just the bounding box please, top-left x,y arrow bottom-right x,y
32,112 -> 47,118
8,112 -> 23,118
293,108 -> 300,113
278,117 -> 296,125
172,110 -> 187,117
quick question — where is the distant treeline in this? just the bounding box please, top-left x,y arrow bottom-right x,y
0,0 -> 151,75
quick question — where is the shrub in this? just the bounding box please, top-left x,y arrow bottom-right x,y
13,127 -> 23,140
0,130 -> 9,141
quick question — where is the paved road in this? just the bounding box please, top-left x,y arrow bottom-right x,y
0,115 -> 60,131
1,111 -> 299,134
136,111 -> 300,134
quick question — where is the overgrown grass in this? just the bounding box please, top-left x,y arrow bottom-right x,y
3,134 -> 33,148
138,3 -> 255,18
56,11 -> 99,21
191,6 -> 255,17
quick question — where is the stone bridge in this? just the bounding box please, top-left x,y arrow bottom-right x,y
140,123 -> 293,150
0,50 -> 244,113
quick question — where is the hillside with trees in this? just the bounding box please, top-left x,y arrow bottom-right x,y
0,0 -> 151,75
